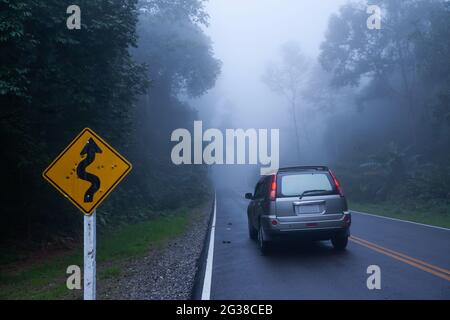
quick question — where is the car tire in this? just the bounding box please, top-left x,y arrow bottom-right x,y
248,218 -> 257,240
258,223 -> 270,255
331,235 -> 348,251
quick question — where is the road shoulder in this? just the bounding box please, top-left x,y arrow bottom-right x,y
350,202 -> 450,229
98,201 -> 212,300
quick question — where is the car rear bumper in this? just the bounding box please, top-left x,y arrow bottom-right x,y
261,212 -> 351,241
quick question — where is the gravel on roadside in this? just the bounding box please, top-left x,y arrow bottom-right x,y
98,202 -> 212,300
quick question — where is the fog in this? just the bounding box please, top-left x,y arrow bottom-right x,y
195,0 -> 348,190
200,0 -> 346,125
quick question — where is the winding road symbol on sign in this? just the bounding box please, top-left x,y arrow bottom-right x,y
77,138 -> 102,203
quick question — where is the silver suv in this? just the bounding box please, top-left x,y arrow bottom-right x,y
245,166 -> 351,255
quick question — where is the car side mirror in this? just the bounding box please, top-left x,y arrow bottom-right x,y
245,193 -> 253,200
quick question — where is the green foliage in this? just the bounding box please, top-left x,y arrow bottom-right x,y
0,0 -> 148,245
319,0 -> 436,90
319,0 -> 450,146
0,0 -> 219,248
135,1 -> 221,97
337,141 -> 450,205
120,0 -> 219,214
99,266 -> 121,280
414,1 -> 450,128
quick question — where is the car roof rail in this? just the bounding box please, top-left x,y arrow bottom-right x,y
277,165 -> 329,172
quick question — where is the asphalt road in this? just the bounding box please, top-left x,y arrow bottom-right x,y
205,188 -> 450,300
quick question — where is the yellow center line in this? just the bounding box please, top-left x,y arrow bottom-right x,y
349,236 -> 450,282
351,235 -> 450,276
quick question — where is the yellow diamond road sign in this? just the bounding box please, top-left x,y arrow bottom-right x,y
43,128 -> 132,215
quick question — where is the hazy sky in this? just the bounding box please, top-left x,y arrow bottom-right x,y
197,0 -> 348,128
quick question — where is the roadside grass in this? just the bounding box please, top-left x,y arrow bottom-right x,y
350,201 -> 450,229
0,208 -> 195,300
99,266 -> 121,280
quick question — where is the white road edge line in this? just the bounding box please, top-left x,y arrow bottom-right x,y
351,210 -> 450,231
201,192 -> 217,300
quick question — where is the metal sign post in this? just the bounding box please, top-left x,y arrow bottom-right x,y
83,210 -> 96,300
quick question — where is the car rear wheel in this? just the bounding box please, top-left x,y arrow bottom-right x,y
248,218 -> 257,240
258,224 -> 270,255
331,235 -> 348,251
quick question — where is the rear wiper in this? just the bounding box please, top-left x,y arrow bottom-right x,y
299,189 -> 328,198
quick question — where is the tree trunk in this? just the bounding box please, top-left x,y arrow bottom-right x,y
397,41 -> 418,146
291,100 -> 301,161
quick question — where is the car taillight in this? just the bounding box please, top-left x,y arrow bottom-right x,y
269,174 -> 277,200
343,214 -> 351,226
329,170 -> 344,196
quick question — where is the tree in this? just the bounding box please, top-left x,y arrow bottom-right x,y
125,0 -> 221,211
262,42 -> 311,159
413,1 -> 450,129
319,0 -> 449,146
0,0 -> 148,243
136,0 -> 221,98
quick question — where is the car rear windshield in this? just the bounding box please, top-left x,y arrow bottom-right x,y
279,172 -> 334,197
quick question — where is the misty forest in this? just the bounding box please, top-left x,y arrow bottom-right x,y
1,0 -> 449,257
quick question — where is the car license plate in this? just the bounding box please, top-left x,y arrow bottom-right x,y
295,204 -> 321,214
